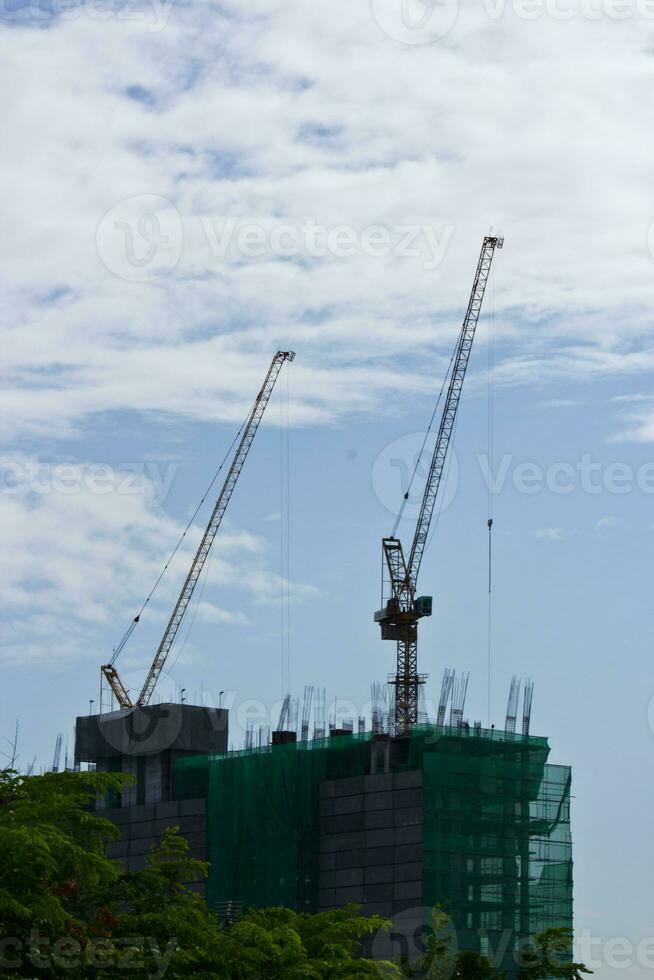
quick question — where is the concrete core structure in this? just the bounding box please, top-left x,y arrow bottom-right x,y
75,703 -> 227,806
75,703 -> 228,900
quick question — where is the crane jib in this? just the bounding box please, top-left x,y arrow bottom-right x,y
376,235 -> 503,736
136,350 -> 295,707
406,235 -> 502,593
100,350 -> 295,711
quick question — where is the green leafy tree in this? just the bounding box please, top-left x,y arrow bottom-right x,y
452,950 -> 498,980
415,910 -> 589,980
1,768 -> 589,980
0,767 -> 396,978
0,766 -> 126,950
225,906 -> 396,979
518,928 -> 592,980
409,907 -> 459,979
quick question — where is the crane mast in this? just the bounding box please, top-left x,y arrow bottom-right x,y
375,236 -> 503,735
102,350 -> 295,710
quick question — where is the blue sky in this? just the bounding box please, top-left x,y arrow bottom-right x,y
2,0 -> 654,974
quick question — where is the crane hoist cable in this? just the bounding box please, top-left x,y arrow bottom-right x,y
162,522 -> 216,683
424,405 -> 461,555
390,343 -> 458,539
487,255 -> 496,725
108,417 -> 249,669
101,350 -> 296,710
375,235 -> 504,736
279,363 -> 291,698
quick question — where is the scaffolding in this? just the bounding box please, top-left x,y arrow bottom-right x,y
173,724 -> 572,955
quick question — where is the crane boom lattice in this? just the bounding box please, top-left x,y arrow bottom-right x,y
375,236 -> 503,735
102,350 -> 295,710
407,236 -> 501,589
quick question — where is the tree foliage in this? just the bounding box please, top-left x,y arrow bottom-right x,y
0,768 -> 396,978
0,768 -> 590,979
411,908 -> 590,980
517,928 -> 592,980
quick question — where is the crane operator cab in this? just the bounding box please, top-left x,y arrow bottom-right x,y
414,596 -> 433,618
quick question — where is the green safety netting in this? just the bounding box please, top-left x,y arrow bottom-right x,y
175,733 -> 371,910
403,729 -> 572,946
173,725 -> 572,948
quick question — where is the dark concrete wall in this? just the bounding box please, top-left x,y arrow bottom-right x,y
76,704 -> 228,806
318,768 -> 423,919
75,704 -> 228,763
104,798 -> 207,898
79,704 -> 221,901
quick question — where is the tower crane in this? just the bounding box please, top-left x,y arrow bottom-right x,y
102,350 -> 296,710
374,236 -> 503,735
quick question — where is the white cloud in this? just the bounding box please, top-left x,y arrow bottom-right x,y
2,4 -> 654,440
607,393 -> 654,442
538,399 -> 584,409
535,527 -> 566,541
0,454 -> 317,666
595,515 -> 623,530
609,410 -> 654,443
610,393 -> 654,404
194,601 -> 250,626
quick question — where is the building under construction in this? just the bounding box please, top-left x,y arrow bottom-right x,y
75,701 -> 572,972
74,235 -> 574,970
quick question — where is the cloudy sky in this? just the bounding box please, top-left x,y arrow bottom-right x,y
2,0 -> 654,973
